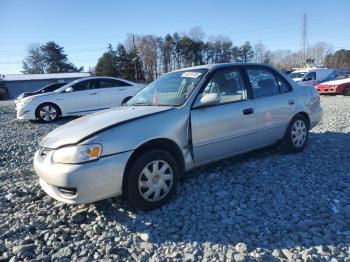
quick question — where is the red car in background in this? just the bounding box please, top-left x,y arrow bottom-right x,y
315,76 -> 350,96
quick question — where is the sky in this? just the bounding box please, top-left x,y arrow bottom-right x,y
1,0 -> 349,74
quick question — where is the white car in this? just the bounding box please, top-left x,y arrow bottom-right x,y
15,77 -> 145,122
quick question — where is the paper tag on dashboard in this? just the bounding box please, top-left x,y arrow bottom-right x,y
181,72 -> 202,78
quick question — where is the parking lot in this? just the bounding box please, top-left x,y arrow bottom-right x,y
1,96 -> 350,261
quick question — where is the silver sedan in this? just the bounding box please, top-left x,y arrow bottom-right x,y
33,63 -> 323,211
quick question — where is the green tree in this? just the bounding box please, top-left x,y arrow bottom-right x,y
95,44 -> 117,77
240,41 -> 254,62
162,34 -> 173,73
22,41 -> 82,74
40,41 -> 83,73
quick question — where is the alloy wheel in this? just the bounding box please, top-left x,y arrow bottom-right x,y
39,105 -> 57,122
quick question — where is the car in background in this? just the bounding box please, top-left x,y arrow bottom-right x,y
289,70 -> 308,82
315,75 -> 350,95
16,82 -> 68,100
289,68 -> 335,86
33,63 -> 322,210
15,77 -> 145,122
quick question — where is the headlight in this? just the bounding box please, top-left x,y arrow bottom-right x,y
20,97 -> 34,105
52,144 -> 102,164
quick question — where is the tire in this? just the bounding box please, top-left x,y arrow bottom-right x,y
281,115 -> 309,153
36,103 -> 60,122
343,87 -> 350,96
121,96 -> 132,105
124,149 -> 179,211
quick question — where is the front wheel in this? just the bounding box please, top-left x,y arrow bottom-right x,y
282,115 -> 309,153
36,103 -> 60,122
124,149 -> 179,211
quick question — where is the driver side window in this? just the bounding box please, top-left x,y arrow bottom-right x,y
201,68 -> 247,104
72,80 -> 96,92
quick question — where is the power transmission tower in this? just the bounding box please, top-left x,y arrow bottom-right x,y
301,13 -> 309,65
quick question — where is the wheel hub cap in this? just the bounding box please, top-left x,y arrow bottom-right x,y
138,160 -> 173,202
39,106 -> 57,121
291,120 -> 307,147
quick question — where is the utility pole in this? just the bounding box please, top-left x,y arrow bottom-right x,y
133,34 -> 137,81
301,13 -> 309,66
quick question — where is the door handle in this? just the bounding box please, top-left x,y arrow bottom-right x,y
243,108 -> 254,115
288,99 -> 295,105
90,92 -> 97,95
118,88 -> 126,91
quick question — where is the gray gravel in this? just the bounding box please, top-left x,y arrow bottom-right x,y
1,96 -> 350,261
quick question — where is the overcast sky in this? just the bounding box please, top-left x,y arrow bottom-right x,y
1,0 -> 349,74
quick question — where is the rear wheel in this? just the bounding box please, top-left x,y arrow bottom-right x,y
36,103 -> 60,122
282,115 -> 309,152
124,149 -> 179,211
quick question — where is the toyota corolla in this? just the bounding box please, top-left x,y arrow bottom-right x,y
34,63 -> 322,211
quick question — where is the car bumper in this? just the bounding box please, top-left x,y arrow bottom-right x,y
16,102 -> 36,120
33,149 -> 133,204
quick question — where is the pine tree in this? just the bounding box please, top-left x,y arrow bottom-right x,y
40,41 -> 82,73
95,44 -> 117,77
22,41 -> 82,74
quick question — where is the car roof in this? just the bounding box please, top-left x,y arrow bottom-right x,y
71,76 -> 137,85
173,63 -> 276,72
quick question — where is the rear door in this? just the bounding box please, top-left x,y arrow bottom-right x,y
98,78 -> 133,108
61,79 -> 100,115
191,67 -> 257,163
245,66 -> 296,146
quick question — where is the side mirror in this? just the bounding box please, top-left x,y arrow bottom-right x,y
65,87 -> 73,93
193,93 -> 220,108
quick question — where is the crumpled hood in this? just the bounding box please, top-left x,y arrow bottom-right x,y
40,106 -> 172,149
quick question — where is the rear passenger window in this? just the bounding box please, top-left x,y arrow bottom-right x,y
246,69 -> 280,98
99,79 -> 131,88
276,75 -> 291,93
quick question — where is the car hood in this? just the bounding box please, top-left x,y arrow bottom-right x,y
40,106 -> 172,149
16,91 -> 57,103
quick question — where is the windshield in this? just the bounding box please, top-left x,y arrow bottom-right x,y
41,83 -> 64,93
289,72 -> 307,79
54,79 -> 81,93
127,69 -> 208,106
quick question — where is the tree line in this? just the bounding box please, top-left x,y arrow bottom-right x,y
95,29 -> 255,82
22,27 -> 350,80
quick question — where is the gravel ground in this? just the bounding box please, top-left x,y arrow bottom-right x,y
1,96 -> 350,261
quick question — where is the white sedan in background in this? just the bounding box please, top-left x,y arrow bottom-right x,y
15,77 -> 145,122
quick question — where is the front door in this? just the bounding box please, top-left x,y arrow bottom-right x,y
62,79 -> 100,115
191,67 -> 257,163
